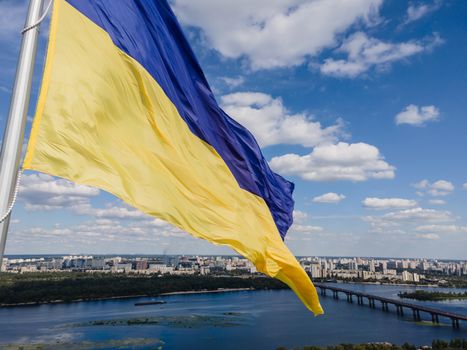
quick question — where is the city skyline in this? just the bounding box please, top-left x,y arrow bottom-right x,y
0,0 -> 466,259
4,254 -> 466,286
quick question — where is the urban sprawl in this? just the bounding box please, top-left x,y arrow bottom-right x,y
3,256 -> 467,285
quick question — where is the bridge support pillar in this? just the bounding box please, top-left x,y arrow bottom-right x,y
451,318 -> 460,329
333,291 -> 338,299
396,306 -> 403,315
382,302 -> 389,311
412,309 -> 420,321
320,288 -> 326,296
431,313 -> 439,324
347,294 -> 353,303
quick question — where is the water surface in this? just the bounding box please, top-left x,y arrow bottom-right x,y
1,284 -> 466,349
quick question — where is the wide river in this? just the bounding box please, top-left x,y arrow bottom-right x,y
1,283 -> 466,349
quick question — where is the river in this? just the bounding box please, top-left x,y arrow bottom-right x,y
0,283 -> 466,349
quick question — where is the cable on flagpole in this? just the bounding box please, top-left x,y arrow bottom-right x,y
21,0 -> 53,34
0,169 -> 22,224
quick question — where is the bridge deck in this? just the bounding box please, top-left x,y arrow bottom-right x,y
315,283 -> 467,322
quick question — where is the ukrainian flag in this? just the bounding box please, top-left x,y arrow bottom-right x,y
24,0 -> 323,315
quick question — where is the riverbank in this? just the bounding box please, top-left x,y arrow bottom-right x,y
0,287 -> 257,307
0,273 -> 286,307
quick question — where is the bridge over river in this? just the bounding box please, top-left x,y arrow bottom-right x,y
315,283 -> 466,329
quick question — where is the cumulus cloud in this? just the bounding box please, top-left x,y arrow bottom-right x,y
395,104 -> 440,126
221,92 -> 344,147
362,197 -> 417,210
319,32 -> 442,78
404,0 -> 442,25
463,183 -> 467,190
413,179 -> 454,196
173,0 -> 382,70
270,142 -> 395,182
313,192 -> 346,204
18,173 -> 99,211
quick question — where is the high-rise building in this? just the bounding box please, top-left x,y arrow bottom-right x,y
348,260 -> 358,271
310,264 -> 322,278
369,260 -> 376,272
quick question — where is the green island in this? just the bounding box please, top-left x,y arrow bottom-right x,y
398,290 -> 467,301
71,313 -> 248,329
278,339 -> 467,350
0,272 -> 287,306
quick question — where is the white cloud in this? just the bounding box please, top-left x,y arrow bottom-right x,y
395,104 -> 440,126
413,179 -> 454,196
463,183 -> 467,190
383,207 -> 454,222
416,233 -> 440,240
219,76 -> 245,88
18,173 -> 99,211
428,199 -> 446,205
270,142 -> 395,182
221,92 -> 344,147
319,32 -> 442,78
416,225 -> 467,234
363,197 -> 417,210
173,0 -> 383,70
363,207 -> 455,236
404,1 -> 442,24
291,210 -> 323,235
11,217 -> 187,247
293,210 -> 309,223
313,192 -> 346,204
290,224 -> 324,235
73,203 -> 148,220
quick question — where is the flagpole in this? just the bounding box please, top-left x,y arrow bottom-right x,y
0,0 -> 45,270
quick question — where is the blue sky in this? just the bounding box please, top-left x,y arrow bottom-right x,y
0,0 -> 466,258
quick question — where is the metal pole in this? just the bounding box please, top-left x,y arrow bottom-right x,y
0,0 -> 45,270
